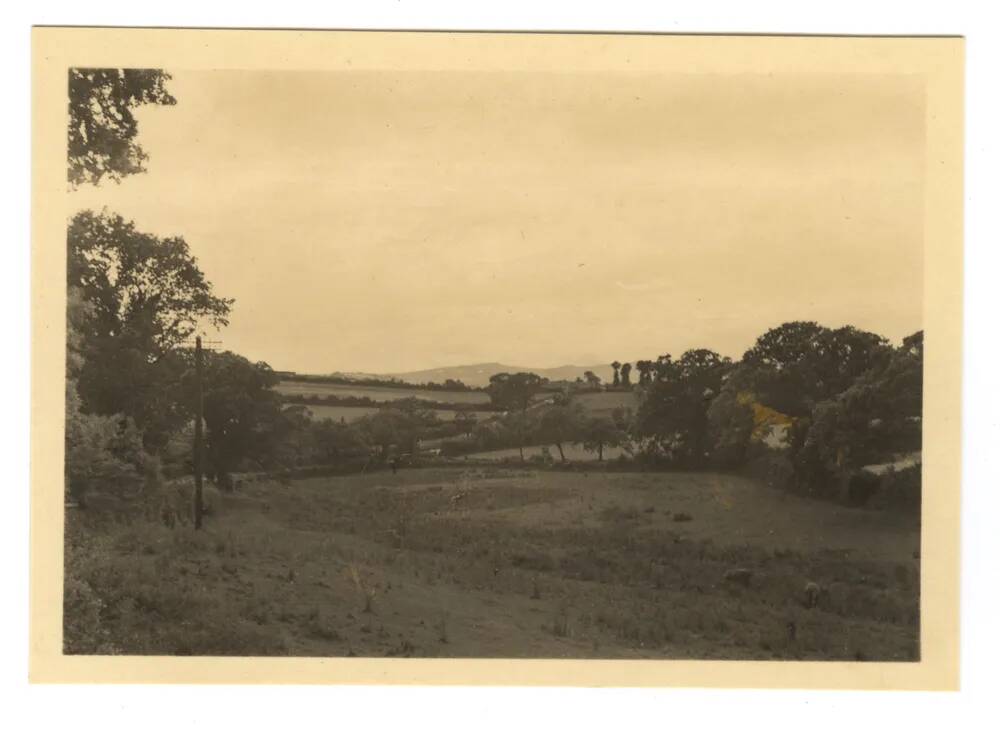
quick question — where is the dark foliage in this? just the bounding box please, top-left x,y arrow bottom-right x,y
68,68 -> 176,187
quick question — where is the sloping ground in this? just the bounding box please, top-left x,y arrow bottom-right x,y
573,390 -> 640,416
275,380 -> 490,404
65,468 -> 919,660
465,445 -> 628,462
293,404 -> 496,423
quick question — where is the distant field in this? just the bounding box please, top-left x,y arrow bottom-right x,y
467,444 -> 628,462
293,403 -> 496,423
574,391 -> 639,415
294,404 -> 380,422
67,467 -> 920,659
276,380 -> 491,405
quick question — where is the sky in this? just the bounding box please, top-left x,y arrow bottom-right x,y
68,69 -> 926,374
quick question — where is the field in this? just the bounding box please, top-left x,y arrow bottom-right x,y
573,390 -> 640,416
276,380 -> 491,404
66,467 -> 920,660
294,404 -> 496,423
467,444 -> 628,462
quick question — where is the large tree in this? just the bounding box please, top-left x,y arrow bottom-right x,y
789,330 -> 923,496
634,349 -> 732,465
64,288 -> 146,506
486,372 -> 546,461
536,403 -> 583,462
620,362 -> 633,387
742,321 -> 891,417
581,414 -> 625,461
193,352 -> 283,484
68,210 -> 233,447
68,68 -> 176,187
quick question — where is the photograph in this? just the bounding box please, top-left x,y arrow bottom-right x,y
30,28 -> 964,687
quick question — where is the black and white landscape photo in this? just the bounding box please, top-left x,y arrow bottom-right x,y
60,44 -> 934,664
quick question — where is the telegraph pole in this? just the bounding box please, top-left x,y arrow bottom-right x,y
193,335 -> 205,529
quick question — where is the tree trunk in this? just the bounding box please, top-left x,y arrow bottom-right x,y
519,443 -> 524,462
598,443 -> 603,462
556,443 -> 566,462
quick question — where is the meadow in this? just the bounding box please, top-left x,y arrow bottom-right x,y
65,467 -> 920,660
466,444 -> 629,462
572,390 -> 640,416
297,403 -> 497,424
276,380 -> 491,405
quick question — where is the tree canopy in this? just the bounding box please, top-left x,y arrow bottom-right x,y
68,210 -> 233,447
68,68 -> 176,187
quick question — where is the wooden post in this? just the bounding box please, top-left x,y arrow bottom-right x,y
193,335 -> 204,529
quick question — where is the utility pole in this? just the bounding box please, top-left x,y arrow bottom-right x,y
193,335 -> 205,529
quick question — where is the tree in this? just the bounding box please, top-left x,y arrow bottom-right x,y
359,408 -> 421,460
64,288 -> 148,506
68,68 -> 177,187
789,330 -> 923,498
311,419 -> 371,464
581,415 -> 624,461
486,372 -> 545,461
193,351 -> 283,484
68,210 -> 233,447
611,361 -> 621,387
705,387 -> 755,467
583,370 -> 602,389
620,362 -> 633,387
652,353 -> 673,382
635,360 -> 654,385
742,321 -> 891,417
454,410 -> 478,434
536,404 -> 583,462
634,349 -> 732,465
69,210 -> 232,355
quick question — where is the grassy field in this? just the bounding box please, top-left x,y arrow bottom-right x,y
294,403 -> 497,423
276,380 -> 490,405
573,390 -> 640,416
65,467 -> 920,660
466,444 -> 628,462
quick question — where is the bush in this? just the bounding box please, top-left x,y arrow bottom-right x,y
744,446 -> 795,491
871,464 -> 921,513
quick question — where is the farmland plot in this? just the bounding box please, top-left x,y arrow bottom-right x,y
276,380 -> 490,404
65,468 -> 920,660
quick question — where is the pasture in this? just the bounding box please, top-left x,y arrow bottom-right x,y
276,380 -> 491,405
65,467 -> 920,660
573,390 -> 640,416
466,444 -> 628,462
290,403 -> 498,424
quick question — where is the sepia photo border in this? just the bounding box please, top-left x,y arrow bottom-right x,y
30,27 -> 964,688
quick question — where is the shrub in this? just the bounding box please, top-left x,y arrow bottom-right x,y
872,464 -> 922,513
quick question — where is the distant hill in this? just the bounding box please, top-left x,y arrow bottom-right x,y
382,362 -> 616,388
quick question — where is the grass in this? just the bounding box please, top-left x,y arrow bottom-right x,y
572,391 -> 640,416
466,444 -> 628,462
291,403 -> 496,423
65,467 -> 920,660
275,380 -> 490,405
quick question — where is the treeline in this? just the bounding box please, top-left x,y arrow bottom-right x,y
280,392 -> 499,413
278,372 -> 478,393
474,323 -> 922,510
61,69 -> 429,508
63,68 -> 921,515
